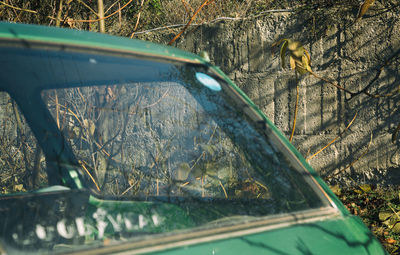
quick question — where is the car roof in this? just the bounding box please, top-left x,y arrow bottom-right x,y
0,22 -> 206,64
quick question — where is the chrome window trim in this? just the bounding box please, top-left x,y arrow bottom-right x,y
64,206 -> 340,255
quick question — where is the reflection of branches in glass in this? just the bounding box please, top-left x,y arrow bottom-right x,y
44,85 -> 139,194
0,93 -> 46,193
44,84 -> 182,196
41,78 -> 319,211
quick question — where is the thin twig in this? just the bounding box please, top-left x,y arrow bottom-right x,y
254,180 -> 269,192
121,179 -> 136,196
388,203 -> 400,220
325,132 -> 373,180
0,1 -> 37,13
130,0 -> 146,38
310,70 -> 356,97
105,0 -> 121,14
393,123 -> 400,143
168,0 -> 213,45
307,112 -> 358,161
219,180 -> 228,198
77,0 -> 98,16
55,91 -> 60,128
0,1 -> 61,21
289,72 -> 299,142
118,2 -> 122,29
181,0 -> 194,18
12,1 -> 22,22
133,9 -> 293,35
310,69 -> 398,99
142,89 -> 169,109
79,159 -> 101,191
68,0 -> 132,24
12,101 -> 29,172
350,47 -> 400,100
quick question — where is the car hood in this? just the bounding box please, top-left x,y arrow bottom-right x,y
154,215 -> 386,255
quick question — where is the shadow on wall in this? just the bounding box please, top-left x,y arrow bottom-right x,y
178,2 -> 400,184
144,1 -> 400,186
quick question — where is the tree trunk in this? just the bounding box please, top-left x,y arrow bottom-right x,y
97,0 -> 105,33
55,0 -> 63,27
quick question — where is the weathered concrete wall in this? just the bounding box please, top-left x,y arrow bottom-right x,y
138,6 -> 400,185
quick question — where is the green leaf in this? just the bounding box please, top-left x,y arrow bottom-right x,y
73,126 -> 81,137
304,49 -> 311,66
359,184 -> 372,193
200,144 -> 215,155
392,222 -> 400,233
302,55 -> 312,72
379,211 -> 393,221
175,163 -> 191,181
292,47 -> 305,58
330,184 -> 341,196
356,0 -> 376,21
83,119 -> 89,128
280,40 -> 289,69
14,184 -> 24,191
289,56 -> 296,70
297,66 -> 308,75
287,40 -> 301,52
89,121 -> 96,136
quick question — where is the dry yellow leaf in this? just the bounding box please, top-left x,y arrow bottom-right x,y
289,56 -> 296,70
359,184 -> 372,193
356,0 -> 376,21
14,184 -> 24,191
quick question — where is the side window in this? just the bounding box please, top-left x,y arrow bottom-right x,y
0,92 -> 47,194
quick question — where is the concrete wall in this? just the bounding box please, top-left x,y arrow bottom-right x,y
138,6 -> 400,186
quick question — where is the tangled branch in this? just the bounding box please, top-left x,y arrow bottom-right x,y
168,0 -> 214,46
66,0 -> 133,24
325,132 -> 373,180
0,1 -> 37,14
349,47 -> 400,100
306,112 -> 358,161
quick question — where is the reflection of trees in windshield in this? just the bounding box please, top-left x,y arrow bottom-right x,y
191,79 -> 319,210
41,68 -> 322,212
0,92 -> 47,194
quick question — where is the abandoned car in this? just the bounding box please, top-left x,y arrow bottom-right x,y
0,22 -> 386,254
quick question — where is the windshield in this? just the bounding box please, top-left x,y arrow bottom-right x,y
0,45 -> 331,254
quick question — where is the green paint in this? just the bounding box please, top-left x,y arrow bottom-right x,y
156,216 -> 386,255
0,22 -> 205,64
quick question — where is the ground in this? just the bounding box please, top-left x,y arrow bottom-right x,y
336,185 -> 400,254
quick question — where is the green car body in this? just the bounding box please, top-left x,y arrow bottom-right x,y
0,22 -> 386,254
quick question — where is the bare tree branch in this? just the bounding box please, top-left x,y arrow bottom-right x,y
67,0 -> 132,24
307,112 -> 358,161
130,0 -> 146,38
289,73 -> 299,142
325,132 -> 373,180
349,47 -> 400,100
168,0 -> 214,46
0,1 -> 37,14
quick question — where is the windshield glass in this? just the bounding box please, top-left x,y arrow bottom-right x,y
0,46 -> 330,254
41,63 -> 324,206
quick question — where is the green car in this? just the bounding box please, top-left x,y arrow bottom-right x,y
0,22 -> 386,254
